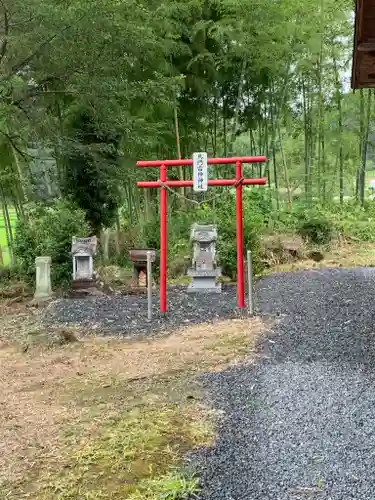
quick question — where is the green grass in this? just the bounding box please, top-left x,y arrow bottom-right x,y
0,208 -> 17,266
34,405 -> 202,500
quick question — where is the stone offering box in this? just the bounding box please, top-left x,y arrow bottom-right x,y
187,223 -> 222,293
129,248 -> 156,288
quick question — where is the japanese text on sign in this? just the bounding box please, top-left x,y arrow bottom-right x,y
193,152 -> 208,192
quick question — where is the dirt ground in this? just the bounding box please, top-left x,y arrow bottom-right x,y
0,301 -> 264,499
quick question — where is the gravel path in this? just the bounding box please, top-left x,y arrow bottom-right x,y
192,268 -> 375,499
45,286 -> 244,336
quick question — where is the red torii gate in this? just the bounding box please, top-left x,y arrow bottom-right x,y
136,156 -> 267,313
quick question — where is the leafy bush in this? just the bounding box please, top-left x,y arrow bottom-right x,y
297,215 -> 335,245
331,202 -> 375,242
339,219 -> 375,242
63,105 -> 122,235
215,197 -> 265,278
13,200 -> 91,286
244,190 -> 272,225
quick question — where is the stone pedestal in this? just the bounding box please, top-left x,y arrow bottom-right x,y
34,256 -> 52,301
187,268 -> 222,293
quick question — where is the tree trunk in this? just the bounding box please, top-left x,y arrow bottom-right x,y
277,121 -> 292,210
317,3 -> 324,202
0,185 -> 14,266
223,94 -> 227,157
269,95 -> 279,210
332,56 -> 344,204
102,228 -> 110,263
114,212 -> 121,256
359,89 -> 372,205
302,79 -> 311,204
174,106 -> 184,201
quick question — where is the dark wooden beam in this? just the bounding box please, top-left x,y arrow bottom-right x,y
352,0 -> 375,88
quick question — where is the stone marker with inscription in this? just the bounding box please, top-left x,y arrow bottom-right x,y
33,256 -> 52,302
187,223 -> 221,293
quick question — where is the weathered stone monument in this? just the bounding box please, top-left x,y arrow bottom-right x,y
187,223 -> 221,293
71,236 -> 97,293
33,256 -> 52,302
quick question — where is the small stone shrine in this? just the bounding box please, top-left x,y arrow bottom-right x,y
129,249 -> 156,290
71,236 -> 97,292
187,223 -> 221,293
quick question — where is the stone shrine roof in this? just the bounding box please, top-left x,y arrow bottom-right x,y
71,236 -> 97,256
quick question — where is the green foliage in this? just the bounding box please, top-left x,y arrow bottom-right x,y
129,472 -> 199,499
215,195 -> 265,278
0,206 -> 17,267
297,215 -> 335,245
2,0 -> 375,281
331,202 -> 375,242
13,200 -> 91,286
63,106 -> 122,234
271,201 -> 375,245
140,190 -> 268,279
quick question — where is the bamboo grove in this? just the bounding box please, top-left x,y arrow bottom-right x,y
0,0 -> 371,260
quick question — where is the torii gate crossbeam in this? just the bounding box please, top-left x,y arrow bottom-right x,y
136,156 -> 267,313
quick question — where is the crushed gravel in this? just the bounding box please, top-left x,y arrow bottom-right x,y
44,285 -> 246,336
191,268 -> 375,499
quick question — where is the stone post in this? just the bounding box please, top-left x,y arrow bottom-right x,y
34,256 -> 52,301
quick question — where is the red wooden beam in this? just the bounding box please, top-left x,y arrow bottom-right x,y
136,156 -> 266,168
137,178 -> 267,188
235,161 -> 245,308
160,164 -> 167,313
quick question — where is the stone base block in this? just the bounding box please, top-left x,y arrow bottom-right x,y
71,279 -> 96,290
188,276 -> 222,293
70,279 -> 102,298
187,284 -> 222,293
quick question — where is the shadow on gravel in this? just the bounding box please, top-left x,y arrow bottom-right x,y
190,268 -> 375,500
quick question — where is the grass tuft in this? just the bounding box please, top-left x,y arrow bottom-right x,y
36,405 -> 208,499
128,472 -> 200,499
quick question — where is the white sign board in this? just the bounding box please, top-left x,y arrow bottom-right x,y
193,152 -> 208,192
369,179 -> 375,190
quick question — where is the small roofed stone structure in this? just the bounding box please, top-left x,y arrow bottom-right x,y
71,236 -> 97,290
129,248 -> 156,289
187,223 -> 221,293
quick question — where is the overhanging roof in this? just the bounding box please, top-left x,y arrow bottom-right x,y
352,0 -> 375,88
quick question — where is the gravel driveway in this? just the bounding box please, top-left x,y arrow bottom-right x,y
193,268 -> 375,499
